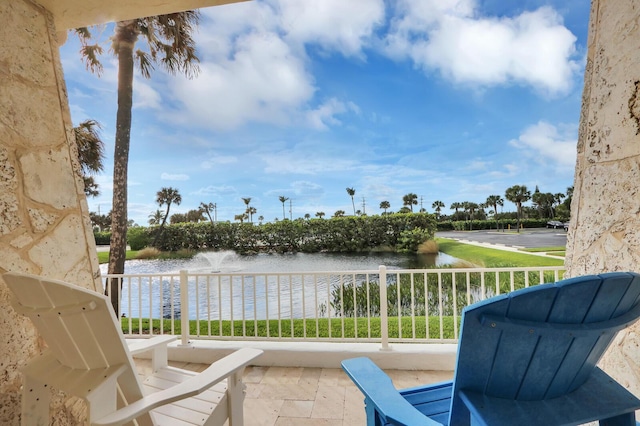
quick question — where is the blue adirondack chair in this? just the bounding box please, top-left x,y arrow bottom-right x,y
342,272 -> 640,425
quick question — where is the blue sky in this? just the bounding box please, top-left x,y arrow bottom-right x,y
59,0 -> 590,225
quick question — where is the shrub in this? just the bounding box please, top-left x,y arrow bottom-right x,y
127,226 -> 151,250
94,231 -> 111,245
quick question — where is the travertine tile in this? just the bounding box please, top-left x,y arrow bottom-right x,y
311,386 -> 345,419
342,386 -> 366,425
279,400 -> 314,418
275,418 -> 342,425
257,383 -> 318,400
261,366 -> 304,384
244,398 -> 284,426
318,368 -> 353,386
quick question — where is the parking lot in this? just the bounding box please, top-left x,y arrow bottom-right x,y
436,228 -> 567,249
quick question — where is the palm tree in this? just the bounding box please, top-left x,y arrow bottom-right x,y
380,200 -> 390,214
485,195 -> 504,230
403,193 -> 418,212
74,119 -> 105,197
242,197 -> 252,222
304,213 -> 311,220
333,210 -> 346,218
463,202 -> 480,230
278,195 -> 289,220
431,200 -> 445,220
156,187 -> 182,229
258,215 -> 264,224
75,12 -> 200,313
316,212 -> 325,219
148,209 -> 163,225
247,206 -> 257,223
505,185 -> 531,232
199,202 -> 215,224
346,187 -> 356,215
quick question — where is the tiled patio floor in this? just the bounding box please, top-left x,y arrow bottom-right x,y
136,358 -> 454,425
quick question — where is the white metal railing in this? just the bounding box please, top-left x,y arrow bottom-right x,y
105,266 -> 565,347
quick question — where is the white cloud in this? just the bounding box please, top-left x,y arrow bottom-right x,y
201,155 -> 238,169
277,0 -> 385,57
192,185 -> 237,196
383,2 -> 579,95
133,78 -> 162,109
306,98 -> 349,130
509,121 -> 577,170
167,31 -> 315,130
161,173 -> 190,181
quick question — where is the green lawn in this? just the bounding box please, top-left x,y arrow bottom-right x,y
97,250 -> 139,264
122,316 -> 459,340
436,238 -> 565,267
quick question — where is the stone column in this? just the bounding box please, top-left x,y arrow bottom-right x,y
0,0 -> 102,423
565,0 -> 640,399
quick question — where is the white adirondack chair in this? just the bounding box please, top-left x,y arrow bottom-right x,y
3,272 -> 263,426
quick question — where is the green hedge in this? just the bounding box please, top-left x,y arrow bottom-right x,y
437,218 -> 549,231
111,213 -> 436,254
94,231 -> 111,245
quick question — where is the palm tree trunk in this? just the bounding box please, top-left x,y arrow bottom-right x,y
107,22 -> 138,315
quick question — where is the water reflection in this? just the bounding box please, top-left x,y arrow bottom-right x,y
101,250 -> 458,275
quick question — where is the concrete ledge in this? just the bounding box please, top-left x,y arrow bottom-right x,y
162,340 -> 457,371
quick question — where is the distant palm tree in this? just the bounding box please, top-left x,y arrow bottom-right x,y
199,202 -> 215,224
485,195 -> 504,230
258,215 -> 264,224
379,200 -> 390,214
148,209 -> 163,225
333,210 -> 346,218
304,213 -> 311,220
431,200 -> 445,219
315,212 -> 325,219
152,187 -> 182,246
346,187 -> 356,215
463,202 -> 480,230
247,206 -> 257,223
279,195 -> 289,220
73,119 -> 105,197
234,214 -> 245,223
156,187 -> 182,229
242,197 -> 253,222
402,193 -> 418,212
505,185 -> 531,232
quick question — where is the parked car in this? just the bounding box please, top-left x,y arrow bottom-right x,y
546,220 -> 564,229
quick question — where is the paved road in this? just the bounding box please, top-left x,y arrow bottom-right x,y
436,228 -> 567,249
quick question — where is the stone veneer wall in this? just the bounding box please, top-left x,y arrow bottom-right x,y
0,0 -> 102,423
564,0 -> 640,401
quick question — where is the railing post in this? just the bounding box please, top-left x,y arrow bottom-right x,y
179,270 -> 191,347
379,265 -> 390,351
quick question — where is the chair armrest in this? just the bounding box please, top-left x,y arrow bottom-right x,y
93,347 -> 263,426
342,357 -> 442,426
126,335 -> 177,355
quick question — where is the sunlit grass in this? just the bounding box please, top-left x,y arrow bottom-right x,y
121,316 -> 459,340
436,238 -> 564,267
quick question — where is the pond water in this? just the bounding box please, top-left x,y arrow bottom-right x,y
102,251 -> 460,320
100,250 -> 459,275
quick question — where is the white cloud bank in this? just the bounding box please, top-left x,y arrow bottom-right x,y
163,0 -> 580,130
509,121 -> 577,170
383,1 -> 579,95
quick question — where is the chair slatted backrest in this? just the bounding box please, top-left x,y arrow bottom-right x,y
4,273 -> 147,410
449,272 -> 640,426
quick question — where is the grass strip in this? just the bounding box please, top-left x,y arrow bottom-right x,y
122,316 -> 459,340
97,250 -> 139,264
519,246 -> 565,253
436,238 -> 564,267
